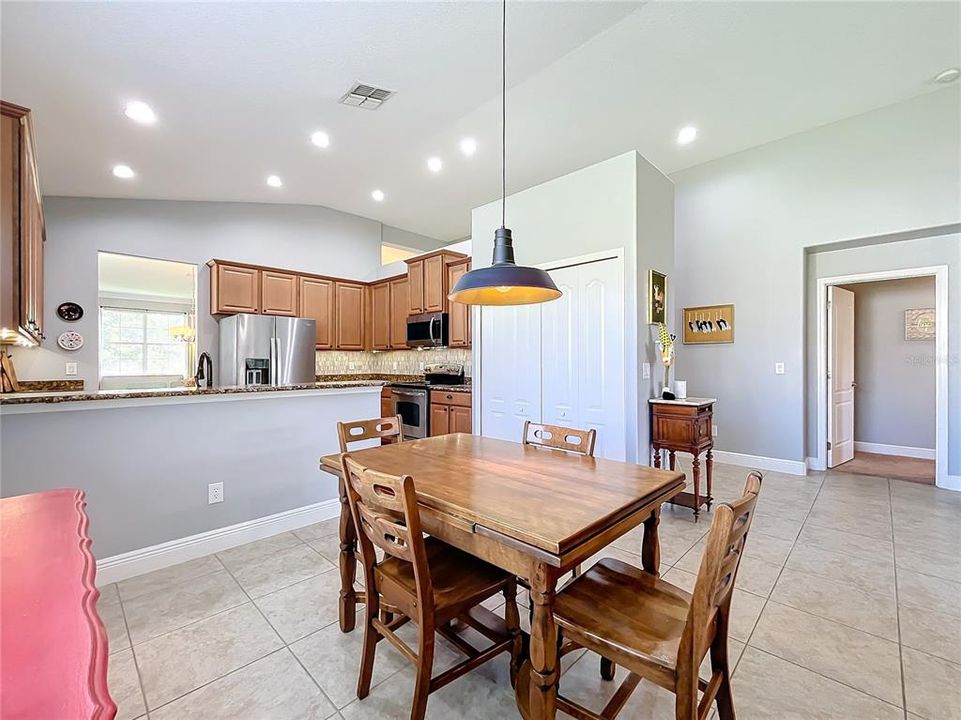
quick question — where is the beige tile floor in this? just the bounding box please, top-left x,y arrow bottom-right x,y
101,460 -> 961,720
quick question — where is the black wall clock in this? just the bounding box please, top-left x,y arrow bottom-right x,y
57,302 -> 84,321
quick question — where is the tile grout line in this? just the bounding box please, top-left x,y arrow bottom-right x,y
887,479 -> 909,720
114,585 -> 151,719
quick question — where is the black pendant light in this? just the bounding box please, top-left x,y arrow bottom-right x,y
448,0 -> 561,306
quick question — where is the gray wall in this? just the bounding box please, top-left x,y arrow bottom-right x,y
840,277 -> 936,450
672,88 -> 960,472
12,197 -> 440,388
0,389 -> 380,558
805,234 -> 959,468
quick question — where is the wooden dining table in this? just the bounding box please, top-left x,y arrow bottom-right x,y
320,433 -> 685,720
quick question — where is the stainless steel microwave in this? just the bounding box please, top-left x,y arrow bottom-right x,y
406,312 -> 449,348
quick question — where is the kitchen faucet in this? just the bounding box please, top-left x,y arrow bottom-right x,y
195,352 -> 213,388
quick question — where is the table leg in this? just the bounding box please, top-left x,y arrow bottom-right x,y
691,453 -> 701,523
527,562 -> 560,720
706,449 -> 714,512
642,507 -> 661,576
668,450 -> 676,471
652,444 -> 662,469
338,477 -> 358,632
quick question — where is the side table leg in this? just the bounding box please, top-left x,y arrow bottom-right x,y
706,448 -> 715,512
691,454 -> 701,523
652,445 -> 662,469
668,450 -> 676,471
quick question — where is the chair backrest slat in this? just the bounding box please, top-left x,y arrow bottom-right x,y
337,416 -> 404,452
682,472 -> 762,663
341,455 -> 434,612
522,421 -> 597,456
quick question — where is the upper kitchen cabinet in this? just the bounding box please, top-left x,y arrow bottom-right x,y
299,275 -> 335,349
446,258 -> 471,348
370,279 -> 391,350
208,260 -> 260,314
1,101 -> 45,346
334,280 -> 365,350
388,275 -> 409,349
404,250 -> 467,316
260,270 -> 298,316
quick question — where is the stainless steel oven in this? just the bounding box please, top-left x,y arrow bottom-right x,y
391,386 -> 428,438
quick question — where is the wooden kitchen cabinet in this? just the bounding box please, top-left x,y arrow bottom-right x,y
404,250 -> 467,317
334,281 -> 365,350
299,276 -> 335,349
1,101 -> 45,346
388,275 -> 409,349
370,280 -> 391,350
380,387 -> 393,418
209,261 -> 261,314
446,258 -> 471,347
261,270 -> 298,316
429,389 -> 472,436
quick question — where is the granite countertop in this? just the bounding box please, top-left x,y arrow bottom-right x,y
0,380 -> 386,406
426,384 -> 472,393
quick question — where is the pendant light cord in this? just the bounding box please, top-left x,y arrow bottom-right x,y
501,0 -> 506,229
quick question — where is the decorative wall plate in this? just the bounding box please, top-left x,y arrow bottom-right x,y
56,302 -> 84,322
57,331 -> 84,351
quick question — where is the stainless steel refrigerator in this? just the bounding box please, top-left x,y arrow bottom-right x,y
219,314 -> 316,386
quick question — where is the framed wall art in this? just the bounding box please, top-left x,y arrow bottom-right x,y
647,270 -> 667,324
904,308 -> 935,340
683,304 -> 734,344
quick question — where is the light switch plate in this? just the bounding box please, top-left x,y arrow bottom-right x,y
775,362 -> 785,375
712,424 -> 718,437
642,363 -> 651,379
65,362 -> 78,376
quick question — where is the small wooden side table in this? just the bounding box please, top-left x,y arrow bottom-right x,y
649,397 -> 715,521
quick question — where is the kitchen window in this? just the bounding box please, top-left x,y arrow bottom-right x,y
99,308 -> 189,377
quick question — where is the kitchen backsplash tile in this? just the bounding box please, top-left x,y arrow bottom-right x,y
314,348 -> 471,377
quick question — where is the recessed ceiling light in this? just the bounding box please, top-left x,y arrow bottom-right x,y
124,101 -> 156,125
459,138 -> 478,156
676,126 -> 698,145
427,156 -> 443,173
934,67 -> 960,84
266,175 -> 283,188
371,189 -> 385,202
311,131 -> 330,148
112,164 -> 135,179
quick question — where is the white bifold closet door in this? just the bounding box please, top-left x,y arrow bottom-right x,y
541,259 -> 625,460
480,256 -> 625,460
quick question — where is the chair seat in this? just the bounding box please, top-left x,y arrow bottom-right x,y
376,536 -> 511,612
553,557 -> 692,674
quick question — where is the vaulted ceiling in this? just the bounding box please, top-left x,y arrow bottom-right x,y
3,1 -> 958,240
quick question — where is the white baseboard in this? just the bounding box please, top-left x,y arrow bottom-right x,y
96,498 -> 341,586
853,442 -> 936,460
806,457 -> 823,472
940,475 -> 961,492
710,450 -> 807,477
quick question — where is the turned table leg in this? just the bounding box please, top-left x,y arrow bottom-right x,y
691,453 -> 701,523
642,507 -> 662,576
706,448 -> 714,511
652,444 -> 662,469
668,450 -> 676,471
338,475 -> 358,632
526,562 -> 560,720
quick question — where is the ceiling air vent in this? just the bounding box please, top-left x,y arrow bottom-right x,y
339,82 -> 395,110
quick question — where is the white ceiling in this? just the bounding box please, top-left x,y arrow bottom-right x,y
3,1 -> 959,241
99,252 -> 196,300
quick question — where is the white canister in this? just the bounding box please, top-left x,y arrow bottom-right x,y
674,380 -> 688,399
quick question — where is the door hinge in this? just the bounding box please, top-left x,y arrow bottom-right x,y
826,371 -> 831,379
826,441 -> 832,450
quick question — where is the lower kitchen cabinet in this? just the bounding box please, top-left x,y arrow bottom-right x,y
429,390 -> 472,436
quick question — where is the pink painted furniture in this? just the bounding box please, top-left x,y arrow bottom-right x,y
1,488 -> 115,719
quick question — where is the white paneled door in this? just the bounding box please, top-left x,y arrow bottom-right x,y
480,255 -> 625,460
480,303 -> 542,441
828,286 -> 855,467
542,259 -> 625,460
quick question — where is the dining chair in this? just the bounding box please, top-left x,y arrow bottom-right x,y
341,455 -> 523,720
549,471 -> 763,720
522,420 -> 597,456
337,415 -> 404,452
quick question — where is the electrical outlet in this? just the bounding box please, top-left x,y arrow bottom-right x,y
65,362 -> 78,376
642,362 -> 651,379
392,362 -> 398,370
712,424 -> 718,437
208,482 -> 224,504
348,362 -> 355,370
775,362 -> 785,375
